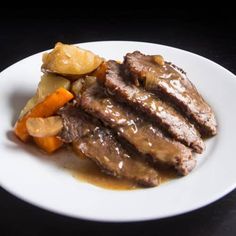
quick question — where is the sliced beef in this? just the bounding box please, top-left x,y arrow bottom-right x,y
58,104 -> 98,143
80,84 -> 196,175
58,104 -> 159,187
101,60 -> 204,153
124,51 -> 217,137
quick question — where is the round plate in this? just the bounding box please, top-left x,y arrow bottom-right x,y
0,41 -> 236,222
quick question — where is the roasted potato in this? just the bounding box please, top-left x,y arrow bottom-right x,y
42,42 -> 103,77
19,73 -> 70,118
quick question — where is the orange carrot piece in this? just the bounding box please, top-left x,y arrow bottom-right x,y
34,136 -> 63,153
93,62 -> 107,83
14,88 -> 73,142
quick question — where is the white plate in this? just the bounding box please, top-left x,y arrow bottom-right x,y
0,41 -> 236,222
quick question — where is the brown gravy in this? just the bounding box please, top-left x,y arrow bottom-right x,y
71,159 -> 138,190
55,148 -> 177,190
70,158 -> 177,190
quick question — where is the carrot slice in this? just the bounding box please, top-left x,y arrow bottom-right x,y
34,136 -> 63,153
14,88 -> 73,142
93,62 -> 107,84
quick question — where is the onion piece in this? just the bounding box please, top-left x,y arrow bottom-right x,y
26,116 -> 63,138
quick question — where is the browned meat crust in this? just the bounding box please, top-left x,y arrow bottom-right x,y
102,60 -> 204,153
124,51 -> 217,137
58,104 -> 159,187
80,84 -> 196,175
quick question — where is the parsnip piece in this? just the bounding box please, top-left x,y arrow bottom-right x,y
15,88 -> 73,141
71,79 -> 84,96
71,76 -> 96,96
26,116 -> 63,137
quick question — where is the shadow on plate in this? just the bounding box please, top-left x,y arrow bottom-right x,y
5,130 -> 137,190
8,91 -> 34,126
6,88 -> 141,190
5,129 -> 83,173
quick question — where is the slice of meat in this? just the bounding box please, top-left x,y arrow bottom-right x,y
58,104 -> 98,143
101,60 -> 204,153
124,51 -> 217,137
58,104 -> 159,187
80,84 -> 196,175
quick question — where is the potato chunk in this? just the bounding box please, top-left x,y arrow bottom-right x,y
19,73 -> 70,118
42,42 -> 103,76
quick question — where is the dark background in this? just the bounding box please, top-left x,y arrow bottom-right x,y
0,7 -> 235,236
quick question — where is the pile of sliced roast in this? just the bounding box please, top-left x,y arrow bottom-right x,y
58,51 -> 217,187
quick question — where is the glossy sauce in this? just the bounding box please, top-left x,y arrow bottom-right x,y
104,61 -> 203,153
71,159 -> 138,190
130,52 -> 217,134
57,148 -> 177,190
82,87 -> 190,165
71,157 -> 177,190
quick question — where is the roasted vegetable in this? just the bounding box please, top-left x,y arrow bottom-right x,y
71,76 -> 96,96
42,42 -> 103,77
20,73 -> 70,118
34,136 -> 63,153
26,116 -> 63,138
14,88 -> 74,142
71,79 -> 85,96
93,62 -> 107,84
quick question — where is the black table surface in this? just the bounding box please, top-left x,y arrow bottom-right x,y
0,8 -> 235,236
